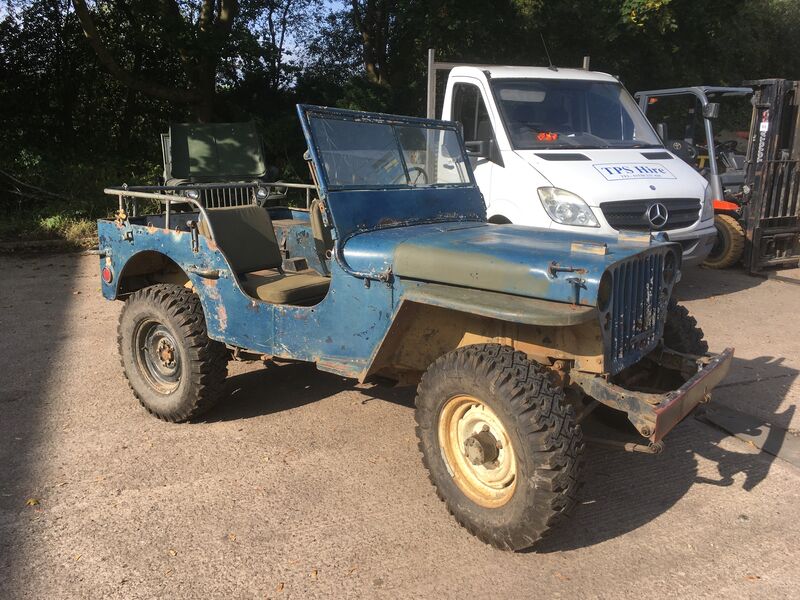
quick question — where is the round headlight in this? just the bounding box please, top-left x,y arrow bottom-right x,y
256,187 -> 268,200
184,189 -> 200,200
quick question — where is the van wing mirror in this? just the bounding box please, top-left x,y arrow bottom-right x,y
655,122 -> 668,142
465,140 -> 490,158
702,102 -> 720,119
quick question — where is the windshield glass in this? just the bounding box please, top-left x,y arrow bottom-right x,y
308,116 -> 471,190
491,79 -> 662,150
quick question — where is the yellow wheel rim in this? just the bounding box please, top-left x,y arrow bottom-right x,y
438,394 -> 517,508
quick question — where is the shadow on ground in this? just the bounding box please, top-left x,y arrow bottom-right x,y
0,254 -> 79,585
538,353 -> 797,552
675,265 -> 767,301
202,352 -> 797,553
201,361 -> 414,423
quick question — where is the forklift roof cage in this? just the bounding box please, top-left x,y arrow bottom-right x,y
742,79 -> 800,272
634,86 -> 753,206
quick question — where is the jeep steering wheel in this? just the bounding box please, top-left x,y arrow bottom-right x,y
406,166 -> 428,186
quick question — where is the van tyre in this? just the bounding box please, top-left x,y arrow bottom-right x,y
663,300 -> 708,355
414,344 -> 583,551
703,214 -> 745,269
118,284 -> 228,422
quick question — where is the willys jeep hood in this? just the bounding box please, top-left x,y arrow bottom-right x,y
342,222 -> 678,307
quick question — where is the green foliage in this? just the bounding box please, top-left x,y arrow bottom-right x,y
2,0 -> 800,242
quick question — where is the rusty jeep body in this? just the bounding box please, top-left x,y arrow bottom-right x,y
97,105 -> 733,551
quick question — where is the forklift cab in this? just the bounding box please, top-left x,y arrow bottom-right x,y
635,86 -> 753,205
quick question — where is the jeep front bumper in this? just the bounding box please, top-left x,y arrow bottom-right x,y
571,347 -> 734,443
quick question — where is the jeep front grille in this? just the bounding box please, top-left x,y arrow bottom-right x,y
600,198 -> 701,231
605,250 -> 670,374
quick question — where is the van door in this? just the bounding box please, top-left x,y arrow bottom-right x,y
450,81 -> 499,209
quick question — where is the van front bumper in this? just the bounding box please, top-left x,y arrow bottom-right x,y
665,221 -> 717,266
571,347 -> 734,443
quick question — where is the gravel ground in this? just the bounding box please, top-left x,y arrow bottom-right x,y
1,254 -> 798,599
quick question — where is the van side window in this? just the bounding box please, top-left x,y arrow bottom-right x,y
452,83 -> 495,146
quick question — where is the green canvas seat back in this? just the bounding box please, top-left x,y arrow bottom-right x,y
201,205 -> 283,274
167,122 -> 267,182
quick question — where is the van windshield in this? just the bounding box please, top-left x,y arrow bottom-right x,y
491,79 -> 662,150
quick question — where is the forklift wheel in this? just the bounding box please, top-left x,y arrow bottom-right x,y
703,214 -> 745,269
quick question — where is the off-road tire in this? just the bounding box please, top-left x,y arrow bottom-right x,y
703,214 -> 745,269
118,284 -> 228,422
663,300 -> 709,355
415,344 -> 583,551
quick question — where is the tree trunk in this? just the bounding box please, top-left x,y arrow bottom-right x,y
71,0 -> 239,122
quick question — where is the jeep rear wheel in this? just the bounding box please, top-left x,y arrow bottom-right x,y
415,344 -> 583,551
118,284 -> 228,422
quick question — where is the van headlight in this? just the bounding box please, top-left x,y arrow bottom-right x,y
701,185 -> 714,221
538,187 -> 599,227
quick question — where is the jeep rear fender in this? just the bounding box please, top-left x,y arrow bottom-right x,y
111,250 -> 191,298
363,283 -> 603,384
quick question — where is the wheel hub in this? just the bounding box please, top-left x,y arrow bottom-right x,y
464,428 -> 500,466
438,394 -> 517,508
134,319 -> 182,394
157,338 -> 176,368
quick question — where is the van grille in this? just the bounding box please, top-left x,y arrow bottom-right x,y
600,198 -> 701,231
605,250 -> 670,374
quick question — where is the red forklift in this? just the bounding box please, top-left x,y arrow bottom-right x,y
636,80 -> 800,273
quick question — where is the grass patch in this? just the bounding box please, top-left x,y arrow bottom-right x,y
0,206 -> 101,250
38,214 -> 98,247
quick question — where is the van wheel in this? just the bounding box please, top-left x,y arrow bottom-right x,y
118,284 -> 228,422
415,344 -> 583,551
703,214 -> 745,269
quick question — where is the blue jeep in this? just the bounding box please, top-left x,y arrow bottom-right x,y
98,105 -> 733,551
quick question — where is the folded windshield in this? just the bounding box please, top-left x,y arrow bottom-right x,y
307,115 -> 472,190
491,79 -> 662,150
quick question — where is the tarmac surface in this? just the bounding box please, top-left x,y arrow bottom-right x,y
1,253 -> 799,599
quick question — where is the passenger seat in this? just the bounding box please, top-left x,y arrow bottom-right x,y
198,204 -> 330,305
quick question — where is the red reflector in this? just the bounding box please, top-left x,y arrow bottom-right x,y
102,266 -> 113,284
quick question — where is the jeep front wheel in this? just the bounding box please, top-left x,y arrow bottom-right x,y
118,284 -> 228,422
414,344 -> 583,550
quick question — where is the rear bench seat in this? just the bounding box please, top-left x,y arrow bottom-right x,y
199,204 -> 330,305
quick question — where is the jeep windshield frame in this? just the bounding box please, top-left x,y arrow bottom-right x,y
297,105 -> 476,194
296,105 -> 486,265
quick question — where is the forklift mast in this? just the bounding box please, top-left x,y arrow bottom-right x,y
742,79 -> 800,272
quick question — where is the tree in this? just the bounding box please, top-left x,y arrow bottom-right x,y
350,0 -> 390,85
71,0 -> 239,121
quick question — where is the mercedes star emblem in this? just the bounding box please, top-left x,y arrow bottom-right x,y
646,203 -> 669,229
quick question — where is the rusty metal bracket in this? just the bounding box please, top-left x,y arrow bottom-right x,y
585,436 -> 665,454
571,347 -> 734,442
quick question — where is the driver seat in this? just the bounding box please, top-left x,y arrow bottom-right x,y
198,204 -> 330,305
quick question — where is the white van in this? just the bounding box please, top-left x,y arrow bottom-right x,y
430,57 -> 717,265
